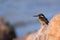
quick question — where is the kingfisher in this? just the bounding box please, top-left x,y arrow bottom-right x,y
33,13 -> 49,25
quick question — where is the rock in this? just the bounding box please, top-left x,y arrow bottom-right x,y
26,25 -> 48,40
47,13 -> 60,40
17,13 -> 60,40
25,13 -> 60,40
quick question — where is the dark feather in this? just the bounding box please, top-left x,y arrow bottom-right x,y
42,16 -> 49,25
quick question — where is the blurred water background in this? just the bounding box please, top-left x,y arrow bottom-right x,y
0,0 -> 60,38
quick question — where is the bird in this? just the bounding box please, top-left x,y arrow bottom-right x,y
33,13 -> 49,25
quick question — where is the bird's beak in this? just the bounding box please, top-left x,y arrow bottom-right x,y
33,15 -> 39,17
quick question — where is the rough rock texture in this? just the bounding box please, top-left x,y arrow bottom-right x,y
46,13 -> 60,40
25,13 -> 60,40
15,13 -> 60,40
26,25 -> 47,40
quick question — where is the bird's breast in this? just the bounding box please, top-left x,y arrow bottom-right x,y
38,19 -> 46,25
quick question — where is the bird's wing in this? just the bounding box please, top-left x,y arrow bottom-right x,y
42,17 -> 49,23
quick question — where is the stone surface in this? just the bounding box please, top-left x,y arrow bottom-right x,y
47,13 -> 60,40
25,13 -> 60,40
15,13 -> 60,40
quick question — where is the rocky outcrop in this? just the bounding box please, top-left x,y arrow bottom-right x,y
25,13 -> 60,40
14,13 -> 60,40
46,13 -> 60,40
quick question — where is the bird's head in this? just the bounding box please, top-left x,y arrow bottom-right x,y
33,13 -> 44,18
33,13 -> 45,24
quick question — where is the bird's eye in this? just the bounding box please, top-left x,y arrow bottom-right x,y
40,16 -> 43,17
